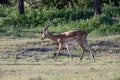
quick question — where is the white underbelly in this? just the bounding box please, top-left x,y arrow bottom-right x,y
64,39 -> 78,45
63,36 -> 78,45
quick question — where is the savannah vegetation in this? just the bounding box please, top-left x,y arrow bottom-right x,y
0,0 -> 120,80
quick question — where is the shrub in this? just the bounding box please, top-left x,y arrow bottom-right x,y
0,5 -> 120,38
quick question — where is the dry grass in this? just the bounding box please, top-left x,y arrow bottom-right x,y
0,35 -> 120,80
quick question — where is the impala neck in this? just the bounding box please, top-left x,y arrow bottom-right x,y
46,33 -> 58,42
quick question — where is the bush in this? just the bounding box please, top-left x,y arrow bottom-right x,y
0,5 -> 120,38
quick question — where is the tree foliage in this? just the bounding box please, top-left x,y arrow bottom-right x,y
0,0 -> 11,5
24,0 -> 93,9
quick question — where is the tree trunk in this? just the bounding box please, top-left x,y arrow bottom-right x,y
93,0 -> 102,16
17,0 -> 24,14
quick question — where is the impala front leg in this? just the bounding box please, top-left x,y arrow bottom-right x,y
65,44 -> 73,62
78,41 -> 86,62
54,43 -> 62,62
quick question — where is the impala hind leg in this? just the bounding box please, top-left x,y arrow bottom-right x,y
54,43 -> 62,62
65,44 -> 73,62
83,39 -> 95,61
84,43 -> 95,61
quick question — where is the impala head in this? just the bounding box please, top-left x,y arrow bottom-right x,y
41,23 -> 51,40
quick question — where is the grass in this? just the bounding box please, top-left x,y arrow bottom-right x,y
0,55 -> 120,80
0,35 -> 120,80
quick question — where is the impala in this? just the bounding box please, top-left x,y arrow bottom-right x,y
41,25 -> 95,62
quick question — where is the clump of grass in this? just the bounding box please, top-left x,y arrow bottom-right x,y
30,77 -> 43,80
